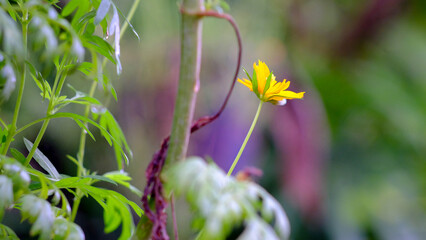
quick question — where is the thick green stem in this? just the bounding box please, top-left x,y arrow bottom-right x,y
166,0 -> 204,165
227,101 -> 263,176
1,9 -> 28,155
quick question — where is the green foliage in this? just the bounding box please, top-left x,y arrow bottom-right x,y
0,223 -> 19,240
0,0 -> 141,238
24,138 -> 61,180
164,157 -> 290,240
0,156 -> 85,239
205,0 -> 230,13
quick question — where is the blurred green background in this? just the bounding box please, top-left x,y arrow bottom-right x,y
4,0 -> 426,239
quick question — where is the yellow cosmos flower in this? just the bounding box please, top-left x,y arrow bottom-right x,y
238,60 -> 305,105
228,60 -> 306,177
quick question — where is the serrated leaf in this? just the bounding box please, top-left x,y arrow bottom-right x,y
86,175 -> 117,185
47,112 -> 113,146
73,119 -> 95,141
99,111 -> 132,169
24,138 -> 61,180
104,196 -> 122,233
94,0 -> 111,25
26,61 -> 50,100
54,176 -> 91,189
77,62 -> 93,76
104,171 -> 142,197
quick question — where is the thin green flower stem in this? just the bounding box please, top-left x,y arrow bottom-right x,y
1,9 -> 28,155
227,100 -> 263,176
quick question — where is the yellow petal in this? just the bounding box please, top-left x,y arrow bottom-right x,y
278,91 -> 305,99
238,78 -> 253,91
253,60 -> 270,94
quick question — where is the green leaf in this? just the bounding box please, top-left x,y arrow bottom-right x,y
65,0 -> 91,27
104,196 -> 123,233
86,174 -> 117,185
48,112 -> 112,146
25,168 -> 51,199
94,0 -> 111,25
24,138 -> 62,180
0,223 -> 19,240
104,171 -> 142,197
82,35 -> 116,64
77,62 -> 93,76
61,0 -> 80,17
251,68 -> 260,97
73,119 -> 95,141
99,111 -> 132,169
10,149 -> 26,165
220,1 -> 230,11
76,10 -> 96,32
263,71 -> 273,96
243,68 -> 252,81
109,85 -> 118,101
26,61 -> 51,100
